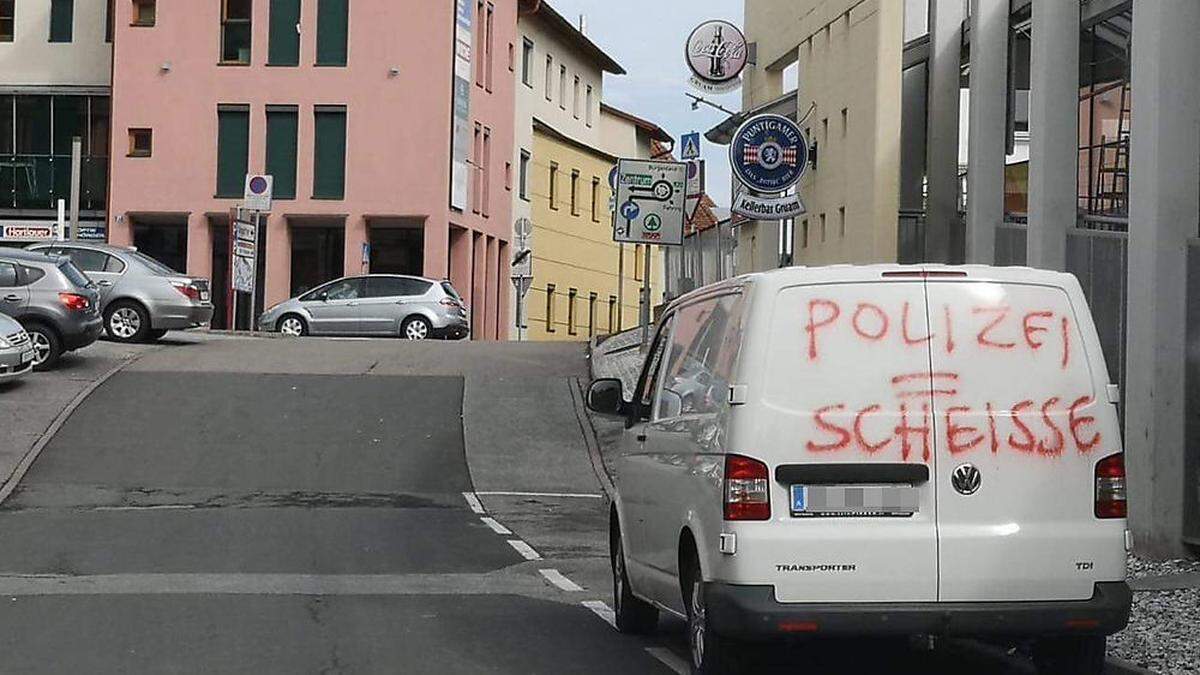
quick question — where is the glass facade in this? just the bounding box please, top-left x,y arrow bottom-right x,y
0,94 -> 109,211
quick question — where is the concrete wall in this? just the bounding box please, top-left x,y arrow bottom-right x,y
0,0 -> 111,87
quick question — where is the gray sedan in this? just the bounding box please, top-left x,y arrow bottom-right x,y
0,313 -> 35,383
28,242 -> 213,343
259,275 -> 469,340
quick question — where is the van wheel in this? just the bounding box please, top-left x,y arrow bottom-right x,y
610,519 -> 657,634
684,555 -> 740,674
1032,636 -> 1106,675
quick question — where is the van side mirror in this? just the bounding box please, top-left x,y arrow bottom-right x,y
586,378 -> 628,417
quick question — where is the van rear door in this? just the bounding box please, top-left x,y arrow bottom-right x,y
758,279 -> 938,603
924,277 -> 1125,602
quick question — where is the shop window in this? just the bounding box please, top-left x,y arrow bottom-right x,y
545,283 -> 555,333
567,288 -> 577,336
216,105 -> 250,198
268,0 -> 301,66
316,0 -> 348,66
132,0 -> 155,27
221,0 -> 252,64
49,0 -> 73,42
127,128 -> 152,157
265,106 -> 298,199
313,106 -> 347,199
549,162 -> 558,209
0,0 -> 13,41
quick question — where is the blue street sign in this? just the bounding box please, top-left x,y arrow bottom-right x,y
681,132 -> 702,160
620,200 -> 641,221
608,166 -> 619,190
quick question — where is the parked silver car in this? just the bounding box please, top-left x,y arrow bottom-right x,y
259,275 -> 469,340
27,242 -> 213,343
0,313 -> 35,383
0,248 -> 103,369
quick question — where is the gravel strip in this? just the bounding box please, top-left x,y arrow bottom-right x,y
1108,554 -> 1200,674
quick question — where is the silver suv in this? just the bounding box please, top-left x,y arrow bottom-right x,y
28,243 -> 213,343
259,275 -> 469,340
0,313 -> 34,383
0,248 -> 102,369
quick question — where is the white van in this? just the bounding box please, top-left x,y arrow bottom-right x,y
587,266 -> 1131,675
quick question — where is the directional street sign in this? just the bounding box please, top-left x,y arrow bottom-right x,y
613,158 -> 686,246
681,132 -> 702,160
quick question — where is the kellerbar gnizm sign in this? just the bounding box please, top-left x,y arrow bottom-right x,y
729,113 -> 808,220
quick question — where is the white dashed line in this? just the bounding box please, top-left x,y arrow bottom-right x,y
475,491 -> 604,499
92,505 -> 196,511
538,568 -> 583,592
581,600 -> 616,629
461,492 -> 485,514
479,517 -> 512,535
645,648 -> 689,675
507,539 -> 542,560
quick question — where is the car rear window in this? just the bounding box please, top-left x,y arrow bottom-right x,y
441,282 -> 462,299
58,261 -> 93,289
129,251 -> 178,275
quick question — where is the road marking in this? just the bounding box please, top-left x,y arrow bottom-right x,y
0,573 -> 550,596
92,505 -> 196,511
581,600 -> 616,629
645,648 -> 689,675
507,539 -> 542,560
480,517 -> 512,535
461,491 -> 485,514
475,491 -> 604,499
538,568 -> 583,592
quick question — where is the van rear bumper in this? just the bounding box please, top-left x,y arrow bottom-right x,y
706,581 -> 1132,639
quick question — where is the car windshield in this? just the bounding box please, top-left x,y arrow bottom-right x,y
57,261 -> 94,289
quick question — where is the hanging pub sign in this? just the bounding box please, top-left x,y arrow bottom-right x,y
729,114 -> 809,220
685,20 -> 749,94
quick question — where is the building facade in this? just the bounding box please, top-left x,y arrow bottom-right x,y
0,0 -> 112,246
512,0 -> 666,341
108,0 -> 516,338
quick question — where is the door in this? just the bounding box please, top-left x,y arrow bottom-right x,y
359,277 -> 432,335
756,280 -> 939,603
0,260 -> 28,318
926,279 -> 1120,602
303,277 -> 365,335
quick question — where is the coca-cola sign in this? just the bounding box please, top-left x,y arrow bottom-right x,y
685,20 -> 748,94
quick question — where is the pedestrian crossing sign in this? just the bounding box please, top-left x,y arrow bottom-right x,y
681,132 -> 701,160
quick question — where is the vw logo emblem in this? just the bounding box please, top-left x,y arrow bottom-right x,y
951,464 -> 982,496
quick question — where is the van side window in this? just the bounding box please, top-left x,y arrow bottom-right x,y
658,293 -> 746,418
632,315 -> 675,419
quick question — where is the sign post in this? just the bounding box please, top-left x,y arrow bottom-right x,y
510,217 -> 533,341
233,175 -> 273,331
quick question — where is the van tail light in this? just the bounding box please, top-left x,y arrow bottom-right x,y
58,293 -> 90,312
1095,453 -> 1127,519
171,281 -> 201,302
724,454 -> 771,521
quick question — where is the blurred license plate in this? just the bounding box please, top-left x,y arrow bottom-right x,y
200,290 -> 210,302
791,485 -> 918,517
20,350 -> 34,364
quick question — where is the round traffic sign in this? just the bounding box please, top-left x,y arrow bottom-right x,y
652,180 -> 673,201
644,213 -> 662,232
249,176 -> 269,194
620,200 -> 641,221
729,114 -> 808,194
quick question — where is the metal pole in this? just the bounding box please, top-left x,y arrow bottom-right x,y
249,211 -> 259,331
617,243 -> 624,332
69,136 -> 82,242
229,208 -> 239,331
639,244 -> 652,347
56,199 -> 66,241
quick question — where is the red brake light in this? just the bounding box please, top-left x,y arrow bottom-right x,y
1095,453 -> 1126,519
724,454 -> 771,521
171,281 -> 200,301
58,292 -> 90,311
882,270 -> 969,278
439,298 -> 460,308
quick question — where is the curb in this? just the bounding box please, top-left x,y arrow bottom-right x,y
567,376 -> 615,499
1106,656 -> 1154,674
0,347 -> 161,506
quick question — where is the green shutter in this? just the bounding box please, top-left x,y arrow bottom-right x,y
265,107 -> 298,199
49,0 -> 74,42
316,0 -> 348,66
268,0 -> 301,66
216,107 -> 250,198
313,107 -> 346,199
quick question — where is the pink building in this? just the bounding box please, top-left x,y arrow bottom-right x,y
108,0 -> 515,339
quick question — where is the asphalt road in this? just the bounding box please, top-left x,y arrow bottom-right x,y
0,334 -> 1040,674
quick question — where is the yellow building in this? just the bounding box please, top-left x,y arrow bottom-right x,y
524,113 -> 667,341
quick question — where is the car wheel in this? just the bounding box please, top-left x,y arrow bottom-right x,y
1033,636 -> 1106,675
278,314 -> 308,337
401,316 -> 432,341
685,552 -> 740,675
148,329 -> 169,341
24,323 -> 62,371
105,301 -> 150,343
611,517 -> 658,634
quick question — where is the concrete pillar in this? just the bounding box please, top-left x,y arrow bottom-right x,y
965,0 -> 1008,264
471,232 -> 486,340
264,214 -> 292,308
484,236 -> 499,340
497,240 -> 511,340
924,0 -> 964,263
185,212 -> 213,280
343,215 -> 369,278
1125,0 -> 1200,559
1026,0 -> 1078,270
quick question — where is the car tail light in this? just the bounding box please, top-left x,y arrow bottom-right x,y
881,270 -> 968,278
724,454 -> 770,521
1095,453 -> 1126,519
439,298 -> 461,308
171,281 -> 201,301
58,293 -> 90,311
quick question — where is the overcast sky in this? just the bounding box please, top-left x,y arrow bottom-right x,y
543,0 -> 745,207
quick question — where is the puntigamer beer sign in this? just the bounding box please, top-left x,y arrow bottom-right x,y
730,114 -> 809,220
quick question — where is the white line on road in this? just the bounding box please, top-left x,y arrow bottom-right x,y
645,648 -> 690,675
581,600 -> 616,629
475,491 -> 604,499
0,573 -> 552,596
91,505 -> 196,511
480,517 -> 512,535
538,568 -> 583,592
461,491 -> 485,514
507,539 -> 542,561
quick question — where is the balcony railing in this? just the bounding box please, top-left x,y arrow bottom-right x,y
0,154 -> 108,211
